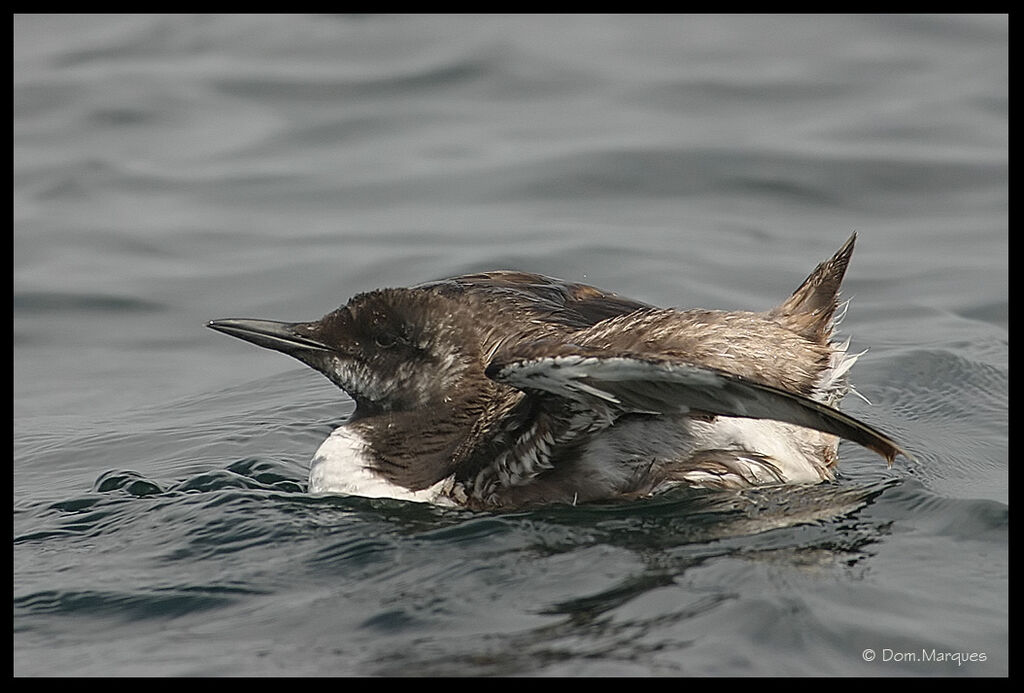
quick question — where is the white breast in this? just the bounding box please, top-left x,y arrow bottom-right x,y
308,426 -> 457,506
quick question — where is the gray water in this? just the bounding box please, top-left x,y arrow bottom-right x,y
14,14 -> 1007,676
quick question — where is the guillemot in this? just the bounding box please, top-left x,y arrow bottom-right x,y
208,233 -> 912,509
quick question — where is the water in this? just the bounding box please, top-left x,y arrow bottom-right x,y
14,14 -> 1007,676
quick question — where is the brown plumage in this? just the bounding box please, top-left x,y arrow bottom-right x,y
208,232 -> 913,509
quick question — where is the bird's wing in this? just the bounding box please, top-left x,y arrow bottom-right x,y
485,346 -> 912,465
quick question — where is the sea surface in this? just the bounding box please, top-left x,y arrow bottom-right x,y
14,14 -> 1007,676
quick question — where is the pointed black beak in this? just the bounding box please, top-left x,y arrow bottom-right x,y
206,318 -> 333,359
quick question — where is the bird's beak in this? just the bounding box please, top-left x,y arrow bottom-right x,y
206,318 -> 332,359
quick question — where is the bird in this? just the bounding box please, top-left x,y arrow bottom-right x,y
207,232 -> 912,509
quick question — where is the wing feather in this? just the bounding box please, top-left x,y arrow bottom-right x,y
486,351 -> 912,465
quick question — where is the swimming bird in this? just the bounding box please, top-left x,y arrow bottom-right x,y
207,233 -> 911,509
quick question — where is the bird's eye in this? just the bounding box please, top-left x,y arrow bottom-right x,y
374,334 -> 398,349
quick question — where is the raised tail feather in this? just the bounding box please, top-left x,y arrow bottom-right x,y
770,232 -> 857,342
